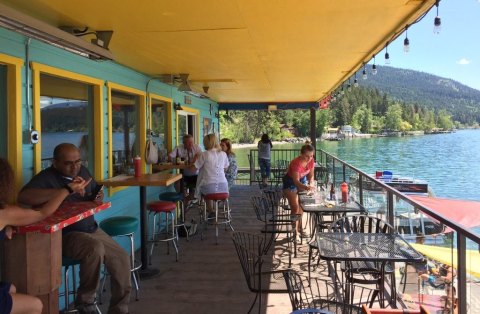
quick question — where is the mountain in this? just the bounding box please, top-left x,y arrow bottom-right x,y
357,66 -> 480,124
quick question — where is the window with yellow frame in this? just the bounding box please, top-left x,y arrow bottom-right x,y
107,83 -> 146,179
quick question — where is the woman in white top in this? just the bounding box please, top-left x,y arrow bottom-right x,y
193,134 -> 229,216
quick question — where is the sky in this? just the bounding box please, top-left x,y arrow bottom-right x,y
382,0 -> 480,90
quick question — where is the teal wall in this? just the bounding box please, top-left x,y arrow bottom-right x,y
0,26 -> 220,308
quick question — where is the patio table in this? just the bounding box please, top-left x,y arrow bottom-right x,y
316,232 -> 424,308
98,172 -> 182,279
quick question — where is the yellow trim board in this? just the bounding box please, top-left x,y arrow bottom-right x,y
0,53 -> 23,200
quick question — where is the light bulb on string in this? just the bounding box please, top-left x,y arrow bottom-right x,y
385,45 -> 390,65
340,84 -> 345,95
353,73 -> 359,87
372,55 -> 378,75
433,0 -> 441,34
362,64 -> 367,80
347,78 -> 352,91
403,27 -> 410,53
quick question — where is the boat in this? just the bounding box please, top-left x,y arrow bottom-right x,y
362,171 -> 442,237
363,171 -> 430,196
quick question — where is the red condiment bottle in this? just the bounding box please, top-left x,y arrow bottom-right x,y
341,182 -> 348,203
134,155 -> 141,177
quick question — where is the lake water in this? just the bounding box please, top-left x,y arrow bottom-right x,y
234,129 -> 480,201
43,130 -> 480,201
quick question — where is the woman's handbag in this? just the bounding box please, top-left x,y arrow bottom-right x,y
145,139 -> 158,164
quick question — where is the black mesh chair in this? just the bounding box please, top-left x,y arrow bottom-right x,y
251,195 -> 300,267
232,232 -> 289,314
283,270 -> 379,314
272,160 -> 289,188
329,215 -> 395,306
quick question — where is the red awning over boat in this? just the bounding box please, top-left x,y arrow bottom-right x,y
410,196 -> 480,230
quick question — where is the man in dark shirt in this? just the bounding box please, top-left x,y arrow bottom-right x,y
18,143 -> 131,314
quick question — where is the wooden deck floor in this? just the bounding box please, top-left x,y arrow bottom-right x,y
95,184 -> 479,314
98,185 -> 297,314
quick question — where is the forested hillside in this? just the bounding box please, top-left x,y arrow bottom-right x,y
220,66 -> 480,143
361,66 -> 480,125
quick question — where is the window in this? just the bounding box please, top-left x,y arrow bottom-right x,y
39,74 -> 90,169
176,108 -> 199,145
31,63 -> 104,178
149,95 -> 171,164
107,83 -> 146,180
0,64 -> 6,158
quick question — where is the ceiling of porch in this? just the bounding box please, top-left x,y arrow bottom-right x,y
0,0 -> 436,104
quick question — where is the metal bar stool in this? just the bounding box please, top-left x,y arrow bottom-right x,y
61,256 -> 102,314
147,201 -> 178,262
159,191 -> 189,241
99,216 -> 141,302
202,192 -> 234,244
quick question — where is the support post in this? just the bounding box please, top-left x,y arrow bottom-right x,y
309,107 -> 316,151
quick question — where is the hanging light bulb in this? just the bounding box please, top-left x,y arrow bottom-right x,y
385,44 -> 390,65
433,0 -> 441,34
353,73 -> 359,87
347,78 -> 352,91
340,84 -> 345,95
403,27 -> 410,53
372,55 -> 378,75
362,63 -> 367,80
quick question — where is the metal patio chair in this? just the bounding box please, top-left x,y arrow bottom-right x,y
232,231 -> 289,314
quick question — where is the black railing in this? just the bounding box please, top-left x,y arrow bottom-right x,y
248,148 -> 479,312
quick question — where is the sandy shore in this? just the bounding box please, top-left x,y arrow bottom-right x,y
231,141 -> 286,149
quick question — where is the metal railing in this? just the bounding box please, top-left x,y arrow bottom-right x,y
247,148 -> 480,312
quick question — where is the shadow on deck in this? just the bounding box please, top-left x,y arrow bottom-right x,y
99,185 -> 297,314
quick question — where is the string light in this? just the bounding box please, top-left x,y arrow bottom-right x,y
353,73 -> 359,87
403,27 -> 410,53
340,84 -> 345,95
347,78 -> 352,91
362,63 -> 367,80
385,44 -> 390,65
372,55 -> 377,75
434,0 -> 441,34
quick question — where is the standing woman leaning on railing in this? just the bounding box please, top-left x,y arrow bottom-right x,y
0,158 -> 89,314
282,144 -> 316,238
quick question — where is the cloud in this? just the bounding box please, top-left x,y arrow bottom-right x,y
457,58 -> 470,65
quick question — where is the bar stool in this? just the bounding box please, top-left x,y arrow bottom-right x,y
158,191 -> 189,241
61,256 -> 102,314
99,216 -> 141,301
147,201 -> 178,262
202,193 -> 234,244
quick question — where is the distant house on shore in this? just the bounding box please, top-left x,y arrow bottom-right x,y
279,123 -> 297,136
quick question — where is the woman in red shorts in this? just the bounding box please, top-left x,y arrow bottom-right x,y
282,144 -> 315,237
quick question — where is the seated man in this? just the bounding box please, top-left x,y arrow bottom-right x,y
169,134 -> 202,205
18,143 -> 131,314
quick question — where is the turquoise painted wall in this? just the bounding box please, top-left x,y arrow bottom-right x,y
0,26 -> 220,309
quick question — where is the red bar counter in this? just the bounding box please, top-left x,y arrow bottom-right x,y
2,201 -> 111,314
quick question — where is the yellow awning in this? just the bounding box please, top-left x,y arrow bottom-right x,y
411,243 -> 480,278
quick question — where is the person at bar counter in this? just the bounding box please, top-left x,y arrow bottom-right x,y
168,134 -> 202,206
192,134 -> 229,218
17,143 -> 131,314
282,144 -> 315,238
0,157 -> 89,314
